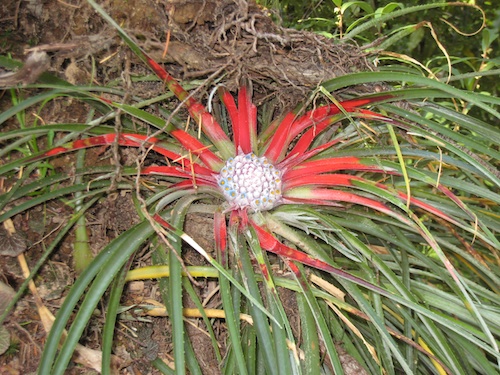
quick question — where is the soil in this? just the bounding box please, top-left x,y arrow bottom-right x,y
0,1 -> 376,373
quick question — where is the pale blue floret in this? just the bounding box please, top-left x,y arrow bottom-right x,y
216,152 -> 283,212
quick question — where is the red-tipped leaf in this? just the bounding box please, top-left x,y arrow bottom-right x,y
142,57 -> 233,159
214,210 -> 228,265
283,187 -> 413,225
219,87 -> 239,154
263,111 -> 297,163
42,134 -> 180,160
251,220 -> 391,296
283,157 -> 388,181
170,129 -> 223,171
238,84 -> 258,154
140,165 -> 216,182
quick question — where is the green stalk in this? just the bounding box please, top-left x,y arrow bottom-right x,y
288,261 -> 345,375
219,264 -> 247,375
387,123 -> 411,208
344,3 -> 482,39
126,265 -> 219,280
39,220 -> 155,374
297,293 -> 321,375
245,226 -> 296,373
232,225 -> 278,375
166,194 -> 207,375
101,254 -> 135,374
152,357 -> 176,374
73,144 -> 93,274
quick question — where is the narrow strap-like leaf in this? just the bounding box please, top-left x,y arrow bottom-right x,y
283,187 -> 413,225
170,129 -> 223,171
86,0 -> 234,159
283,156 -> 388,181
219,87 -> 239,154
263,111 -> 297,163
237,85 -> 252,154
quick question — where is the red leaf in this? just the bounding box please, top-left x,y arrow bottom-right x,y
214,210 -> 227,264
140,165 -> 216,182
263,95 -> 393,163
252,220 -> 389,295
143,56 -> 233,157
152,213 -> 174,231
199,111 -> 234,157
119,134 -> 180,160
283,157 -> 384,181
278,139 -> 343,171
250,221 -> 340,273
283,173 -> 359,190
286,109 -> 389,160
40,134 -> 222,178
41,134 -> 172,158
237,85 -> 252,153
219,84 -> 258,155
219,87 -> 239,153
251,219 -> 391,296
285,116 -> 340,159
263,111 -> 297,164
170,129 -> 223,171
283,187 -> 410,223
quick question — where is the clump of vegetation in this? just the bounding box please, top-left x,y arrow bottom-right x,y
0,1 -> 498,374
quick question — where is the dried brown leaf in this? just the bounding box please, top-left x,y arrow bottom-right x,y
0,227 -> 27,257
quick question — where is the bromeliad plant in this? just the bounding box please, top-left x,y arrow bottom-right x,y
1,1 -> 499,374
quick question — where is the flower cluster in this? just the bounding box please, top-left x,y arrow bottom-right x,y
216,152 -> 282,212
